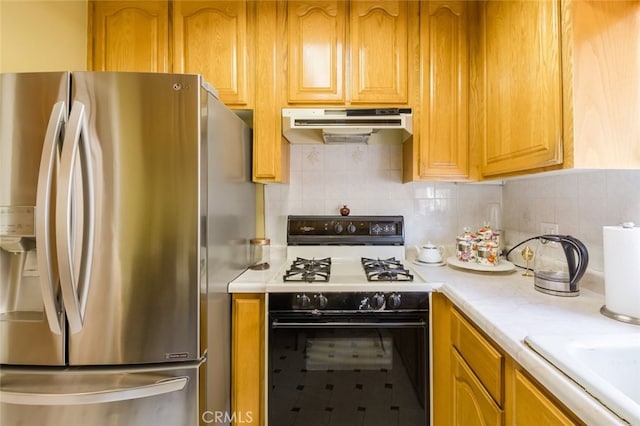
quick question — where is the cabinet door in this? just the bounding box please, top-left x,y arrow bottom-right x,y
512,369 -> 580,426
350,0 -> 409,103
231,294 -> 265,425
417,1 -> 469,179
90,1 -> 169,72
173,1 -> 253,107
253,0 -> 289,183
478,0 -> 563,176
452,349 -> 504,426
287,1 -> 346,103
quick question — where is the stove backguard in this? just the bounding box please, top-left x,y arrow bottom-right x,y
287,215 -> 405,246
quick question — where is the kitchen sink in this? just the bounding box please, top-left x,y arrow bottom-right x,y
524,333 -> 640,425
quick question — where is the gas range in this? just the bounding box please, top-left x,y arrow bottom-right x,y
266,215 -> 436,304
266,217 -> 433,425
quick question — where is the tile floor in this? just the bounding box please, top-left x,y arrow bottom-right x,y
269,329 -> 426,426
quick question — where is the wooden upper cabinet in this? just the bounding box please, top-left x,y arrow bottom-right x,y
253,0 -> 289,183
473,0 -> 640,179
91,1 -> 254,107
565,0 -> 640,170
90,1 -> 169,72
415,1 -> 469,179
475,0 -> 563,177
350,1 -> 409,104
285,0 -> 411,105
173,1 -> 253,107
287,1 -> 345,103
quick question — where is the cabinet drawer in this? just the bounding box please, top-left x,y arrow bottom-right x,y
451,308 -> 504,405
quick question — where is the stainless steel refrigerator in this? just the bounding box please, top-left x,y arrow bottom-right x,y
0,72 -> 255,425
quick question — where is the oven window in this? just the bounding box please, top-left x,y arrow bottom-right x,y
269,323 -> 428,426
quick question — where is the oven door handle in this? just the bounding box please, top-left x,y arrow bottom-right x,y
271,319 -> 427,329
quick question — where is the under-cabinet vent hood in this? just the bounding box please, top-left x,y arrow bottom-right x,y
282,108 -> 413,144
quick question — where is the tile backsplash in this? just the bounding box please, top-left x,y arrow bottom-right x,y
264,144 -> 502,249
503,169 -> 640,273
265,144 -> 640,275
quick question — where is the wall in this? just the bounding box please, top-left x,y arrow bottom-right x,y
264,145 -> 640,276
0,1 -> 3,70
0,0 -> 87,72
264,144 -> 502,249
503,169 -> 640,273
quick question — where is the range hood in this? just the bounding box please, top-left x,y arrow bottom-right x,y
282,108 -> 413,144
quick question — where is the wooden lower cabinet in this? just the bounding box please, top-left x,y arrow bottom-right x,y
511,369 -> 579,426
452,349 -> 503,426
231,294 -> 265,426
433,292 -> 583,426
451,308 -> 504,406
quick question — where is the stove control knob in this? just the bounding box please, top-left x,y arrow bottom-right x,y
387,293 -> 402,309
297,294 -> 311,309
334,222 -> 344,234
359,296 -> 371,311
371,293 -> 385,310
314,293 -> 328,309
347,223 -> 357,234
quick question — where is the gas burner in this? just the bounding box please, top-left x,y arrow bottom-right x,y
361,257 -> 413,282
283,257 -> 332,282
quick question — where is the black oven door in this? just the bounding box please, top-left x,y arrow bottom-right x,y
269,311 -> 429,426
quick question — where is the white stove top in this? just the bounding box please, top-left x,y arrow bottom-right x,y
266,246 -> 435,293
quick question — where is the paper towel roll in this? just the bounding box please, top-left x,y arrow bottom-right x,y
603,224 -> 640,321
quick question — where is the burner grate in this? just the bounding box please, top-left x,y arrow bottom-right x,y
283,257 -> 332,282
361,257 -> 413,282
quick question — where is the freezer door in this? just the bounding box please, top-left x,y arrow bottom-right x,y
66,72 -> 204,365
0,72 -> 68,366
0,362 -> 202,425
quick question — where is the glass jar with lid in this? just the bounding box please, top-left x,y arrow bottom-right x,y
249,238 -> 270,270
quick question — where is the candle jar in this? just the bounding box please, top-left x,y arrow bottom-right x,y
249,238 -> 270,270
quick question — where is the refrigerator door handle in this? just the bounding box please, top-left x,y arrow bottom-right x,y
35,101 -> 67,335
56,101 -> 96,334
0,376 -> 189,406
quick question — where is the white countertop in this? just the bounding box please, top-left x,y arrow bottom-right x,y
227,260 -> 282,293
228,253 -> 639,425
413,258 -> 638,426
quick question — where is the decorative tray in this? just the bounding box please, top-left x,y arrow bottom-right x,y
446,256 -> 516,272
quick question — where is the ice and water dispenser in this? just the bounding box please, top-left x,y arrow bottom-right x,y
0,206 -> 43,322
